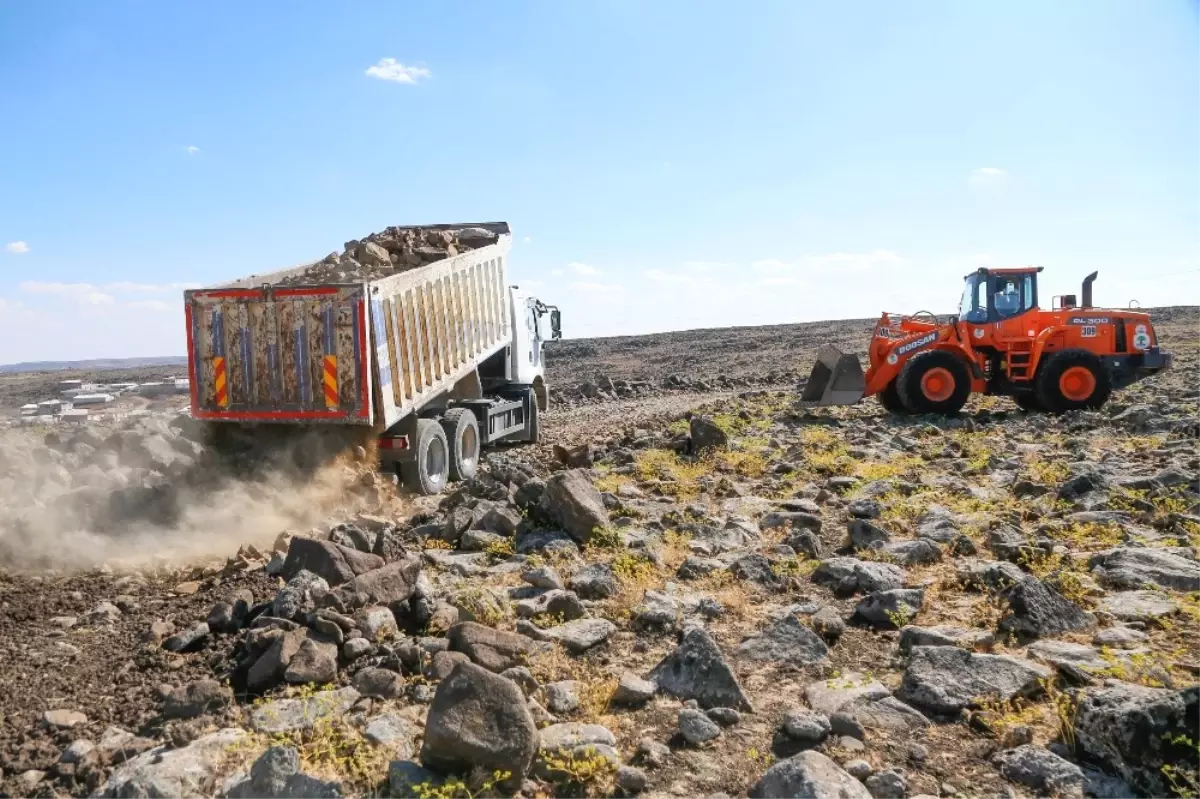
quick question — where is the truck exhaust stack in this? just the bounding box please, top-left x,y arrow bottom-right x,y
800,345 -> 866,407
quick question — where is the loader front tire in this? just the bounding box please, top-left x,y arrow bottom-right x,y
401,419 -> 450,495
1035,350 -> 1111,413
877,381 -> 906,413
441,408 -> 480,481
897,351 -> 971,415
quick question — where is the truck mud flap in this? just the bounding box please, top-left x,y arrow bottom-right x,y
800,345 -> 866,407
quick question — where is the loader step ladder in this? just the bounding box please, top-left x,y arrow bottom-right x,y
1007,340 -> 1034,382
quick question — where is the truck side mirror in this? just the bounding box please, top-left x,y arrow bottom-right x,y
550,309 -> 562,340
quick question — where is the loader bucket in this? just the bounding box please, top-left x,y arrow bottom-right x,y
800,345 -> 866,406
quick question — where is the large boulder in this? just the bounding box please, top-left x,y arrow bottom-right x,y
1089,547 -> 1200,591
993,745 -> 1084,798
998,577 -> 1096,641
689,416 -> 729,452
811,557 -> 905,596
447,622 -> 537,672
541,470 -> 609,544
337,556 -> 422,606
648,627 -> 752,711
1073,681 -> 1198,797
737,614 -> 829,665
281,537 -> 383,587
897,645 -> 1052,715
749,750 -> 871,799
99,728 -> 245,797
420,662 -> 538,790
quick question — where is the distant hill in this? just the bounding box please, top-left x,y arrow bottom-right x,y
0,356 -> 188,375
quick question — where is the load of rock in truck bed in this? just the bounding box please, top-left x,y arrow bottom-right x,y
277,225 -> 502,286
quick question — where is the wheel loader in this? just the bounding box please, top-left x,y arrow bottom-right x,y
802,267 -> 1173,414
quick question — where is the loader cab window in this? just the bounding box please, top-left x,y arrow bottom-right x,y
990,273 -> 1036,320
960,274 -> 987,324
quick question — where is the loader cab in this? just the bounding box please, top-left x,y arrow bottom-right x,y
960,267 -> 1041,324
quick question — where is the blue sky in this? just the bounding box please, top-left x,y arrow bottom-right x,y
0,0 -> 1197,362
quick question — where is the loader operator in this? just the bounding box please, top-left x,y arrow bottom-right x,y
994,280 -> 1021,317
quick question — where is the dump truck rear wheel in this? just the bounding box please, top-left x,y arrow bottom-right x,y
441,408 -> 480,481
1035,350 -> 1111,413
524,389 -> 540,444
896,351 -> 971,415
401,418 -> 450,495
877,381 -> 906,413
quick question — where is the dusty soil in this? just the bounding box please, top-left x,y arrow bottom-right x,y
0,305 -> 1196,799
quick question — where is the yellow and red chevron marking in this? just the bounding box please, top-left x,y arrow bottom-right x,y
323,354 -> 339,409
213,356 -> 229,408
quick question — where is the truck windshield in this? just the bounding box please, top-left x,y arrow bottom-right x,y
960,275 -> 986,322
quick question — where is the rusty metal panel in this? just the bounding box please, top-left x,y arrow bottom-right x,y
336,303 -> 356,408
279,301 -> 298,405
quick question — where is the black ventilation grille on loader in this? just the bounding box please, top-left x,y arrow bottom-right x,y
800,345 -> 867,406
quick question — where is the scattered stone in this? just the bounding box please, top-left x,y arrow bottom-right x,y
43,709 -> 87,729
782,710 -> 831,744
544,680 -> 582,714
542,470 -> 609,544
613,672 -> 657,706
1089,546 -> 1200,591
353,667 -> 406,699
632,590 -> 683,632
707,707 -> 741,726
811,606 -> 846,642
812,557 -> 905,596
848,519 -> 891,549
99,728 -> 246,798
338,556 -> 422,606
161,680 -> 232,720
163,621 -> 209,653
1026,640 -> 1113,683
1093,626 -> 1148,648
737,614 -> 830,664
1098,589 -> 1180,622
897,646 -> 1052,715
994,745 -> 1084,798
679,707 -> 722,745
648,627 -> 753,711
420,662 -> 537,790
283,638 -> 338,684
539,617 -> 616,653
536,723 -> 619,780
998,577 -> 1096,640
749,750 -> 872,799
251,687 -> 360,733
226,744 -> 343,798
898,624 -> 994,652
522,565 -> 564,590
281,537 -> 383,587
515,588 -> 586,621
853,588 -> 924,629
848,498 -> 882,519
569,562 -> 619,599
447,621 -> 536,672
616,765 -> 648,794
690,416 -> 729,452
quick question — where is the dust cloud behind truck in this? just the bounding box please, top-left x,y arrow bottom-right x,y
183,222 -> 560,495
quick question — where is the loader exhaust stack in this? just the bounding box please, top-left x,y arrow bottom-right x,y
800,345 -> 866,407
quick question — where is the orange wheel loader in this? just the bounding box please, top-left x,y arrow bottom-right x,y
801,267 -> 1173,415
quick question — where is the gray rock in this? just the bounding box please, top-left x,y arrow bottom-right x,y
762,511 -> 823,533
613,672 -> 656,706
569,562 -> 619,599
446,621 -> 536,672
729,553 -> 782,587
811,606 -> 846,642
782,710 -> 831,743
521,565 -> 564,590
956,558 -> 1027,592
848,519 -> 891,549
865,769 -> 908,799
161,680 -> 232,720
648,627 -> 752,711
542,470 -> 609,544
420,661 -> 537,789
356,606 -> 398,642
343,638 -> 373,661
786,530 -> 823,559
544,680 -> 582,714
535,722 -> 620,780
337,556 -> 422,606
364,714 -> 414,755
1098,589 -> 1180,621
281,537 -> 383,587
247,630 -> 306,692
632,590 -> 683,632
830,711 -> 865,739
845,696 -> 930,733
251,687 -> 360,733
460,528 -> 504,552
1073,680 -> 1197,797
853,588 -> 924,629
898,625 -> 994,653
1089,546 -> 1200,591
812,557 -> 905,596
749,750 -> 872,799
283,638 -> 338,684
353,667 -> 406,699
164,621 -> 210,653
1026,640 -> 1112,683
998,576 -> 1096,640
539,617 -> 616,653
915,505 -> 960,543
273,570 -> 329,622
616,765 -> 648,794
679,707 -> 722,744
896,646 -> 1052,715
42,709 -> 87,729
737,614 -> 830,664
1093,626 -> 1148,648
881,539 -> 942,566
994,745 -> 1084,798
225,745 -> 342,798
677,555 -> 724,580
805,673 -> 891,716
845,760 -> 873,780
99,728 -> 246,798
848,499 -> 881,519
500,666 -> 540,697
515,589 -> 585,621
60,739 -> 96,765
706,707 -> 741,726
388,761 -> 443,799
690,416 -> 729,452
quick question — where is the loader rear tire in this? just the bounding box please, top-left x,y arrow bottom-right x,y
877,381 -> 906,413
1035,350 -> 1111,413
441,408 -> 480,481
401,419 -> 450,495
897,351 -> 971,415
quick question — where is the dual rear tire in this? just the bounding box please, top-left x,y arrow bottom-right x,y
400,410 -> 480,496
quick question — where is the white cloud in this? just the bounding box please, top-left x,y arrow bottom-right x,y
568,262 -> 600,276
969,167 -> 1007,189
124,299 -> 172,312
365,58 -> 432,84
550,268 -> 564,277
570,281 -> 624,294
21,280 -> 197,295
6,241 -> 29,254
185,145 -> 200,156
523,236 -> 533,244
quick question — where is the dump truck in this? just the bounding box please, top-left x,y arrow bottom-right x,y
802,267 -> 1172,414
184,222 -> 560,495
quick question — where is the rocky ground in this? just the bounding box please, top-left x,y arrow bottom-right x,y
0,306 -> 1197,799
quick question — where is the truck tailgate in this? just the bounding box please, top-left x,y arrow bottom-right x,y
185,285 -> 373,423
